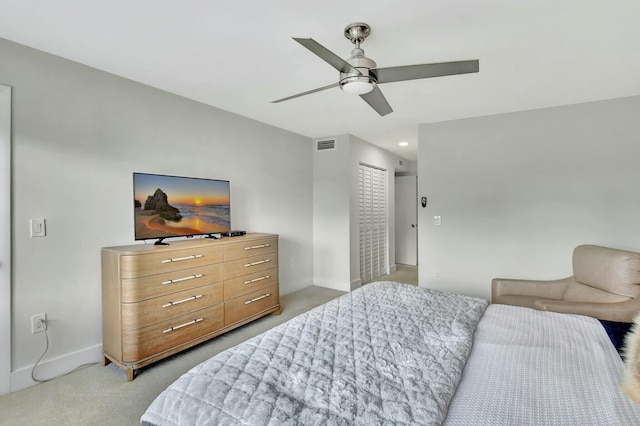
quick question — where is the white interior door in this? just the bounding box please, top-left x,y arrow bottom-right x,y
395,175 -> 418,266
1,85 -> 11,394
359,164 -> 387,283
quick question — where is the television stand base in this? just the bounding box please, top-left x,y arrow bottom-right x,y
154,238 -> 169,246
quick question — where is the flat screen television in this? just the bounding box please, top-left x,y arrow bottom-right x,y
133,172 -> 231,244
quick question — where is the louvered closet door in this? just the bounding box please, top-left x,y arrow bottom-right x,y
359,164 -> 387,283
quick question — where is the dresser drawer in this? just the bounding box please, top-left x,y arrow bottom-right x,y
121,282 -> 223,330
224,285 -> 279,326
224,237 -> 277,261
121,263 -> 222,303
120,245 -> 223,278
122,304 -> 224,362
223,252 -> 278,280
224,268 -> 278,300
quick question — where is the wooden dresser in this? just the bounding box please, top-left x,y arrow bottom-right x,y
101,233 -> 279,380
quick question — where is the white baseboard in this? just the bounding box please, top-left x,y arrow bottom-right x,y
313,277 -> 351,292
350,278 -> 361,291
11,343 -> 103,392
389,264 -> 397,274
314,277 -> 362,292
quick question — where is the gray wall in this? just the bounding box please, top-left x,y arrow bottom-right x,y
1,38 -> 314,390
312,135 -> 351,290
312,134 -> 410,291
418,96 -> 640,299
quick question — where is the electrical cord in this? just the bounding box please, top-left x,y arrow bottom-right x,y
31,319 -> 100,383
31,319 -> 50,383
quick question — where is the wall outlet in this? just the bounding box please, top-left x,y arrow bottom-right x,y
31,313 -> 47,334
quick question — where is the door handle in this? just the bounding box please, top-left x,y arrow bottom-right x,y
411,224 -> 416,228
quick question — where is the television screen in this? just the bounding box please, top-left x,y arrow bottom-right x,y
133,172 -> 231,242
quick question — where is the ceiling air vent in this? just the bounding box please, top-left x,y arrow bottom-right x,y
316,138 -> 336,151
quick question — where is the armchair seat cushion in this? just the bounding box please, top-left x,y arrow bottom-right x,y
563,281 -> 632,303
493,295 -> 556,310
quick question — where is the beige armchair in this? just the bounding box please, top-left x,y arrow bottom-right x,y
492,244 -> 640,322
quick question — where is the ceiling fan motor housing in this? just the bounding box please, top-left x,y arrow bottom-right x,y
340,48 -> 377,93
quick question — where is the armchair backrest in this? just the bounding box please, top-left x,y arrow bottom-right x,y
573,245 -> 640,298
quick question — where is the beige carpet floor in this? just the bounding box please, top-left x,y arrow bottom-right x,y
373,264 -> 418,286
0,286 -> 345,426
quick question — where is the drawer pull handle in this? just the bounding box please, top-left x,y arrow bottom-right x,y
244,275 -> 270,285
162,294 -> 203,308
161,254 -> 203,264
245,244 -> 270,250
163,318 -> 203,333
245,293 -> 271,305
162,274 -> 203,285
244,259 -> 270,267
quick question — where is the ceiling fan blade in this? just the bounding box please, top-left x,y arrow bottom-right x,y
359,86 -> 393,116
372,60 -> 479,84
271,82 -> 339,103
293,38 -> 360,75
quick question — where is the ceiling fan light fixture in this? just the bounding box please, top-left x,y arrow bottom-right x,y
341,79 -> 374,95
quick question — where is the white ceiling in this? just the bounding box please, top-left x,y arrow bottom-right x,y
2,1 -> 639,161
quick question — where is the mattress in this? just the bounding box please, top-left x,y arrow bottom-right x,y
444,304 -> 640,425
141,281 -> 488,426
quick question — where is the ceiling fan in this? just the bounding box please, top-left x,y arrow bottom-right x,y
272,22 -> 479,116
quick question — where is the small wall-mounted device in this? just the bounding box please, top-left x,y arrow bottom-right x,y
421,197 -> 427,208
30,218 -> 46,237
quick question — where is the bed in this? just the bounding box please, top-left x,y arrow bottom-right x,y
141,282 -> 640,425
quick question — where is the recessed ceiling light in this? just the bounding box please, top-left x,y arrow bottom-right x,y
398,141 -> 409,147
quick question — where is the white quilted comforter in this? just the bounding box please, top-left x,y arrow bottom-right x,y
141,282 -> 488,426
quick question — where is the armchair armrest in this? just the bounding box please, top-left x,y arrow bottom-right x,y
533,298 -> 640,323
491,277 -> 573,304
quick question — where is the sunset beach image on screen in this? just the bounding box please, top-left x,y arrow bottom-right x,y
133,173 -> 230,241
